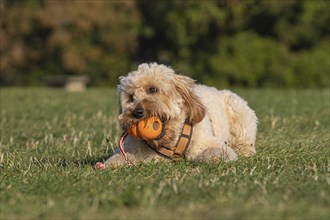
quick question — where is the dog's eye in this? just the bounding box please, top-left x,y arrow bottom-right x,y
147,87 -> 158,94
128,95 -> 134,102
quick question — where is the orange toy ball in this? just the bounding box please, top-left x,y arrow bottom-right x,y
127,124 -> 139,138
127,116 -> 163,140
137,116 -> 162,140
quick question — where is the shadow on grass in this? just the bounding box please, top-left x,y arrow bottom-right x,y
56,155 -> 111,169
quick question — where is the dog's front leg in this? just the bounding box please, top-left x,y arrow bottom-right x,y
103,153 -> 126,168
104,136 -> 165,168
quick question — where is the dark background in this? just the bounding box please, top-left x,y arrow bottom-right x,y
1,0 -> 329,88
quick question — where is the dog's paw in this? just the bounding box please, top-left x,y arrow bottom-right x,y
194,147 -> 237,163
103,154 -> 131,168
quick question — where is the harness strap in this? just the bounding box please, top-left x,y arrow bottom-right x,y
146,120 -> 193,159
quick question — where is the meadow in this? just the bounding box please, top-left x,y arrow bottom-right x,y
0,88 -> 329,219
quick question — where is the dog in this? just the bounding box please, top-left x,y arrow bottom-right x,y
104,63 -> 257,167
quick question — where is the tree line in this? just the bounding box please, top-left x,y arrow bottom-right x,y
1,0 -> 329,88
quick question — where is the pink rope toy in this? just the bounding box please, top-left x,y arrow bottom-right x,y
95,131 -> 134,169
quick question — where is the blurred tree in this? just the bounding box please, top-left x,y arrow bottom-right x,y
292,39 -> 330,88
209,32 -> 294,88
244,0 -> 329,51
137,0 -> 227,79
137,0 -> 329,88
0,0 -> 329,88
0,0 -> 141,86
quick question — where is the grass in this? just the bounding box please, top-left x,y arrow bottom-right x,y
0,88 -> 329,219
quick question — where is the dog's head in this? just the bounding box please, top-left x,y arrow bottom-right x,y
118,63 -> 206,130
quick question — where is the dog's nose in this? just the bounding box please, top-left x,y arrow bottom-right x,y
132,108 -> 144,119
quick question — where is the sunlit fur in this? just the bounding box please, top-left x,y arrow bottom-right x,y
105,63 -> 258,167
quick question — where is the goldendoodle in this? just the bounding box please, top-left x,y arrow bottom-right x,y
104,63 -> 257,167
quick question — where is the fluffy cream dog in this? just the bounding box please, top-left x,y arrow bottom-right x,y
104,63 -> 257,167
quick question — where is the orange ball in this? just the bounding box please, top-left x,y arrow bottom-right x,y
127,116 -> 162,140
127,124 -> 139,138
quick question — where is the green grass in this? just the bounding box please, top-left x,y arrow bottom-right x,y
0,88 -> 329,219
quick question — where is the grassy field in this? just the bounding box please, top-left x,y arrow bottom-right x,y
0,88 -> 329,219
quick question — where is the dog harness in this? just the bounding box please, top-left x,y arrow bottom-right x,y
118,119 -> 193,166
145,119 -> 193,159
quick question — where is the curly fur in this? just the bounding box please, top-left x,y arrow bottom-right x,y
104,63 -> 258,167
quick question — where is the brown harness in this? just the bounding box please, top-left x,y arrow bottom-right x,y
146,120 -> 193,159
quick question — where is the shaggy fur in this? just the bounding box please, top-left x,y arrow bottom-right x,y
104,63 -> 257,167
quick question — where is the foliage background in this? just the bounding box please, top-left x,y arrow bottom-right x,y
0,0 -> 329,88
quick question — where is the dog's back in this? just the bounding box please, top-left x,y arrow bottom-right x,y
193,85 -> 257,156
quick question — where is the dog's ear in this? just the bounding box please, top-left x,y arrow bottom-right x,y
173,74 -> 206,124
117,85 -> 123,115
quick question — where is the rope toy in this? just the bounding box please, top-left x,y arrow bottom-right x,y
95,131 -> 132,169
